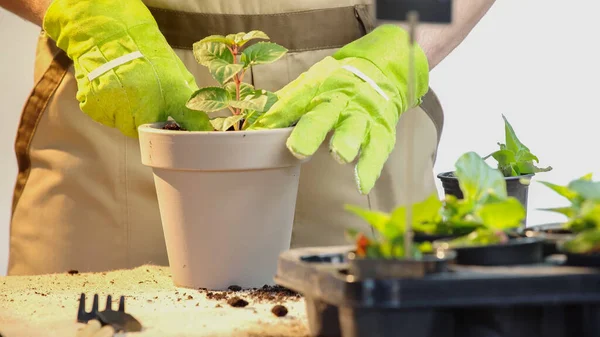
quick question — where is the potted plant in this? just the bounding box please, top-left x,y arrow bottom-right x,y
343,193 -> 457,280
438,115 -> 552,225
530,174 -> 600,260
431,152 -> 544,266
138,31 -> 305,290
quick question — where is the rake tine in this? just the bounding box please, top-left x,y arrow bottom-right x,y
118,296 -> 125,312
77,293 -> 87,321
92,294 -> 99,314
105,295 -> 113,311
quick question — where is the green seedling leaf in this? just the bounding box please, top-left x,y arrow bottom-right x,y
344,205 -> 390,237
388,192 -> 443,235
186,87 -> 230,112
445,228 -> 508,249
196,35 -> 235,46
568,180 -> 600,201
562,229 -> 600,254
209,114 -> 245,131
502,114 -> 529,153
243,91 -> 278,129
475,197 -> 526,230
209,61 -> 244,86
226,30 -> 270,46
455,151 -> 507,202
229,95 -> 269,112
241,42 -> 288,67
537,207 -> 574,218
538,180 -> 578,201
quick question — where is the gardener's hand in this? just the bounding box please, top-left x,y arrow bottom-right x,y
43,0 -> 212,137
249,25 -> 430,194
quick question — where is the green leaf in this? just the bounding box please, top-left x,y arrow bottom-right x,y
186,87 -> 230,112
224,82 -> 258,100
562,229 -> 600,254
229,95 -> 268,112
209,114 -> 245,131
475,197 -> 526,230
209,61 -> 244,86
226,30 -> 270,46
568,180 -> 600,201
454,151 -> 507,202
196,35 -> 235,46
345,205 -> 390,236
502,114 -> 529,153
489,149 -> 516,167
515,149 -> 539,163
192,41 -> 243,85
193,41 -> 233,67
241,42 -> 288,67
538,180 -> 578,201
243,91 -> 278,129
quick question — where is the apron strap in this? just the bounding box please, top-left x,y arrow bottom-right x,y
12,48 -> 72,216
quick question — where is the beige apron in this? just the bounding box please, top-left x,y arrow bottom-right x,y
8,0 -> 444,276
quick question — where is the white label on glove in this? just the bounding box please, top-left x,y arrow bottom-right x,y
87,51 -> 145,82
341,65 -> 389,101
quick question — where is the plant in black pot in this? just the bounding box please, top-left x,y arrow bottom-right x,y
343,192 -> 457,280
433,151 -> 545,266
437,115 -> 552,225
535,174 -> 600,265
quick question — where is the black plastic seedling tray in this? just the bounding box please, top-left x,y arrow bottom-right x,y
275,245 -> 600,337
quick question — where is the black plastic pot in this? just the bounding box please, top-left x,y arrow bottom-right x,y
436,237 -> 545,266
518,223 -> 573,256
413,232 -> 461,243
347,250 -> 457,280
437,171 -> 534,225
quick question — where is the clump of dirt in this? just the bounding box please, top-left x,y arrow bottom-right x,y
271,305 -> 288,317
247,285 -> 301,302
162,122 -> 185,131
227,297 -> 249,308
67,270 -> 79,275
228,285 -> 242,292
205,291 -> 228,301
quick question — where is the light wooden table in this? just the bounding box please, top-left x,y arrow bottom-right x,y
0,265 -> 309,337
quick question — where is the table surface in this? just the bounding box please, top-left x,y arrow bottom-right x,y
0,265 -> 310,337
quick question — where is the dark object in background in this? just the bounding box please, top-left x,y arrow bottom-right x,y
375,0 -> 453,23
450,237 -> 545,266
77,293 -> 142,332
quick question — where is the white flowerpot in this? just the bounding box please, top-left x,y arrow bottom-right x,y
138,122 -> 305,290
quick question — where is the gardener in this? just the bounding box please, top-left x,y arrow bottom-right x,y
2,0 -> 495,275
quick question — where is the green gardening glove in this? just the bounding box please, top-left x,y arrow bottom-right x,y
249,25 -> 430,194
43,0 -> 212,137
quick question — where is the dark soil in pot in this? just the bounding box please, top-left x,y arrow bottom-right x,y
436,237 -> 545,266
437,171 -> 533,225
413,232 -> 462,243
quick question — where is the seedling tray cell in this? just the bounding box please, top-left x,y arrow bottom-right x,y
275,246 -> 600,337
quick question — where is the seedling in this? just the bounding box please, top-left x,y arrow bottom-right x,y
539,174 -> 600,254
483,115 -> 552,177
186,31 -> 287,131
440,152 -> 526,248
345,152 -> 527,257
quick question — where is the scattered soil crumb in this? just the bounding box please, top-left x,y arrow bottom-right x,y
215,304 -> 222,308
147,300 -> 153,303
67,270 -> 79,275
154,296 -> 159,299
227,297 -> 249,308
177,298 -> 181,302
187,295 -> 193,300
34,291 -> 47,297
110,280 -> 115,284
271,305 -> 288,317
228,285 -> 242,292
198,288 -> 208,292
206,292 -> 228,301
196,303 -> 200,307
247,285 -> 301,302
